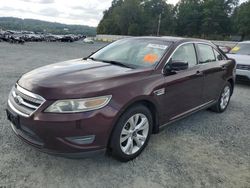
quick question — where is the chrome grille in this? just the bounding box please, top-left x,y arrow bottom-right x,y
237,64 -> 250,70
8,85 -> 45,117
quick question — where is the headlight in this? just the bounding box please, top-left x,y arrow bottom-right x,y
45,95 -> 112,113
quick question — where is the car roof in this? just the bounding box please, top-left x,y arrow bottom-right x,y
131,36 -> 211,44
240,41 -> 250,44
161,36 -> 185,42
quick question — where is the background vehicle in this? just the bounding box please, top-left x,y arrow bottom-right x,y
218,45 -> 232,53
227,41 -> 250,80
83,38 -> 94,44
6,37 -> 236,161
0,29 -> 86,43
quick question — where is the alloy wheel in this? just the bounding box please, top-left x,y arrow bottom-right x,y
120,113 -> 149,155
220,85 -> 231,110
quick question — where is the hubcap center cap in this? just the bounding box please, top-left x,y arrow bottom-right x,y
132,132 -> 137,137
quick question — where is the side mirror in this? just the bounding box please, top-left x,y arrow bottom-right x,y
163,60 -> 189,75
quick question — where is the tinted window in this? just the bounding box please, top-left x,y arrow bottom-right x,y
214,49 -> 225,61
171,43 -> 197,67
197,44 -> 216,64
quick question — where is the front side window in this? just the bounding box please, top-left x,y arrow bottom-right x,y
171,43 -> 197,67
91,38 -> 171,68
197,44 -> 216,64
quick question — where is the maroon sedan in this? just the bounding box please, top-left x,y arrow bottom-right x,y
6,37 -> 236,161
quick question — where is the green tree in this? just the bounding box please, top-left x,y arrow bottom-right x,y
97,0 -> 175,36
232,0 -> 250,39
97,0 -> 245,39
0,17 -> 96,35
117,0 -> 144,35
201,0 -> 238,37
142,0 -> 175,35
97,0 -> 123,34
97,0 -> 144,35
175,0 -> 202,36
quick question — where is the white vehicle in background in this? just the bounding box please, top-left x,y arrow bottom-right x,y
83,37 -> 94,44
227,41 -> 250,80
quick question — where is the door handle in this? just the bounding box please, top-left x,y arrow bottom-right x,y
195,71 -> 204,76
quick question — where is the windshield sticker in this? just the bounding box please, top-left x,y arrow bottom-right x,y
143,54 -> 158,64
231,46 -> 240,52
147,44 -> 168,50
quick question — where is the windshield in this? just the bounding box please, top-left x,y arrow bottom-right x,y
90,38 -> 171,68
229,43 -> 250,55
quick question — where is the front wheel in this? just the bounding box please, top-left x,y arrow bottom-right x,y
210,82 -> 232,113
109,105 -> 153,162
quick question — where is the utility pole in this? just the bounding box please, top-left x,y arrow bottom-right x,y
157,13 -> 162,36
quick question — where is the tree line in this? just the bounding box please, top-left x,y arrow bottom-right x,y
97,0 -> 250,40
0,17 -> 96,36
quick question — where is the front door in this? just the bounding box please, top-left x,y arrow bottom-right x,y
157,43 -> 205,124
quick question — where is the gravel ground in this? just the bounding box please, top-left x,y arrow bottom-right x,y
0,41 -> 250,188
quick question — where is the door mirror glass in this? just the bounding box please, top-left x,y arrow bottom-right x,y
164,59 -> 189,74
170,60 -> 189,71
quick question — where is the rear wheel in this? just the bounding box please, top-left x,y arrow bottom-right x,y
210,82 -> 232,113
110,105 -> 153,162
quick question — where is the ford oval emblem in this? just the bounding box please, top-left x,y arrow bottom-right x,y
14,95 -> 23,105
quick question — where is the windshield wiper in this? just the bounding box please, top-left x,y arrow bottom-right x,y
84,57 -> 135,68
97,59 -> 134,69
87,57 -> 97,61
83,56 -> 97,61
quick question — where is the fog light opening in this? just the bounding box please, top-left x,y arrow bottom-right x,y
65,135 -> 95,145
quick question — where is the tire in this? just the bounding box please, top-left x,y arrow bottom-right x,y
210,82 -> 232,113
110,105 -> 153,162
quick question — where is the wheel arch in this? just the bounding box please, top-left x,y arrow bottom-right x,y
132,100 -> 160,134
107,98 -> 160,150
227,77 -> 235,95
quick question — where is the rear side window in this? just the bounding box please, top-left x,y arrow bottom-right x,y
197,44 -> 216,64
172,43 -> 197,67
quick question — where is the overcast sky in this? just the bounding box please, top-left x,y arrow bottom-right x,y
0,0 -> 247,27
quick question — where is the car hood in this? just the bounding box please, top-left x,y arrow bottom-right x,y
18,58 -> 151,100
227,54 -> 250,65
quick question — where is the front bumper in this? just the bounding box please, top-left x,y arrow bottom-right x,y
10,123 -> 106,158
6,101 -> 118,157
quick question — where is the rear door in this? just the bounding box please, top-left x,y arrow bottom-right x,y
195,43 -> 227,102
